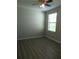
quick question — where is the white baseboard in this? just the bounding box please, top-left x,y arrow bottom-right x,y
17,35 -> 44,40
45,35 -> 61,44
17,35 -> 61,44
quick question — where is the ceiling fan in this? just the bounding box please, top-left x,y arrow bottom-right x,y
32,0 -> 53,8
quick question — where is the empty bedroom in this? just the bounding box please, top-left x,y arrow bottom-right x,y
17,0 -> 61,59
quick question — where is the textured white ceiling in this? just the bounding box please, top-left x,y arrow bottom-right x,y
17,0 -> 61,11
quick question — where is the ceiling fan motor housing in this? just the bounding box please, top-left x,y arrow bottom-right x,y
38,0 -> 53,4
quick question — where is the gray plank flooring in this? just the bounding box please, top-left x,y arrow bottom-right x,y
17,37 -> 61,59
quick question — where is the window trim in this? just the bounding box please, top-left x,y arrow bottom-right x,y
47,12 -> 57,32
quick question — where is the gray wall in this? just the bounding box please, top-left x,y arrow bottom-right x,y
17,3 -> 61,43
44,6 -> 61,43
17,4 -> 44,39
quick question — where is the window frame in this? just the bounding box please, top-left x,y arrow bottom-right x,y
47,12 -> 57,32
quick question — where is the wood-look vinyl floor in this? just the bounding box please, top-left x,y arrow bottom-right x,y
17,37 -> 61,59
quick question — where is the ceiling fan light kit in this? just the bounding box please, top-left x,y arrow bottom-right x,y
40,4 -> 45,8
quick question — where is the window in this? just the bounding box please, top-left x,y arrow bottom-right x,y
48,12 -> 57,32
